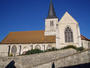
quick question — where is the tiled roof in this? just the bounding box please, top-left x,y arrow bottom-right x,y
1,31 -> 56,44
81,35 -> 90,41
1,31 -> 89,44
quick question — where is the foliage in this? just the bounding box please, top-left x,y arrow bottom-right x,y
61,45 -> 84,52
61,45 -> 77,50
76,47 -> 84,52
9,53 -> 13,57
23,46 -> 84,55
24,47 -> 58,55
25,49 -> 43,55
45,47 -> 58,52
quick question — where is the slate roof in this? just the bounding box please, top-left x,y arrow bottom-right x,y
47,0 -> 58,19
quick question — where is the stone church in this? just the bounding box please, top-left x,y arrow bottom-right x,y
0,0 -> 90,56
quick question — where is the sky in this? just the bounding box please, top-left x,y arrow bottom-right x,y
0,0 -> 90,42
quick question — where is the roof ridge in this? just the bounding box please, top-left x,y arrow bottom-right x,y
10,30 -> 45,33
81,34 -> 90,41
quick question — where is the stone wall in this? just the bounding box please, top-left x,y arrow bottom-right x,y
35,49 -> 90,68
0,44 -> 8,57
0,49 -> 90,68
56,12 -> 81,49
44,18 -> 58,36
81,40 -> 90,49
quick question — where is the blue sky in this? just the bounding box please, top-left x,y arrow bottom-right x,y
0,0 -> 90,42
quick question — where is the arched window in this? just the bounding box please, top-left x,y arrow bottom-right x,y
19,45 -> 21,55
52,62 -> 55,68
65,27 -> 73,42
50,21 -> 54,27
30,45 -> 33,50
47,45 -> 52,50
6,60 -> 16,68
88,42 -> 90,49
8,46 -> 11,56
11,45 -> 17,56
43,45 -> 45,51
56,24 -> 58,29
35,45 -> 41,50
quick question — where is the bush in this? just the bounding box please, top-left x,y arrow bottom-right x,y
23,46 -> 84,55
61,45 -> 84,52
45,47 -> 58,52
25,49 -> 43,55
61,45 -> 77,50
24,47 -> 58,55
76,47 -> 84,52
9,53 -> 13,57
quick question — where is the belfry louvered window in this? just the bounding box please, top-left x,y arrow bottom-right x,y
50,21 -> 54,27
65,27 -> 73,42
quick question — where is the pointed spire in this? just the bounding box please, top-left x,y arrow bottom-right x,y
47,0 -> 58,19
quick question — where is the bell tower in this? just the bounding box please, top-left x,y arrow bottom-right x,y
45,0 -> 58,36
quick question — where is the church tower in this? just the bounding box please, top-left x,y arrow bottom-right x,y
45,0 -> 58,36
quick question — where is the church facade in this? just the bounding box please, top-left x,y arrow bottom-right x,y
0,0 -> 90,56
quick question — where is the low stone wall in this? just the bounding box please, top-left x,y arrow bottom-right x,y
0,45 -> 8,57
21,48 -> 76,68
35,49 -> 90,68
0,49 -> 90,68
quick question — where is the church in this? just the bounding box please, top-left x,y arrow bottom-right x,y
0,0 -> 90,56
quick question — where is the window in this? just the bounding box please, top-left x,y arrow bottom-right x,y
52,62 -> 55,68
50,21 -> 54,27
43,45 -> 45,51
11,45 -> 17,56
30,45 -> 33,50
8,46 -> 11,56
35,45 -> 41,50
88,42 -> 90,46
47,45 -> 52,50
65,27 -> 73,42
82,42 -> 83,46
19,45 -> 21,55
88,42 -> 90,49
56,24 -> 58,29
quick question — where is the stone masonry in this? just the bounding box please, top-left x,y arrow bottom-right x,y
0,49 -> 90,68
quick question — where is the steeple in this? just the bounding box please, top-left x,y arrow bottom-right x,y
47,0 -> 57,19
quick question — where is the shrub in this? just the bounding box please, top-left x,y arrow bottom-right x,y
45,47 -> 58,52
23,46 -> 84,55
25,49 -> 43,55
60,45 -> 84,52
76,47 -> 84,52
61,45 -> 77,50
9,53 -> 13,57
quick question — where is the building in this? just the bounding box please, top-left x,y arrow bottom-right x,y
0,0 -> 90,56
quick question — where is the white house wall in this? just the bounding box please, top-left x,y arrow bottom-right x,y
45,18 -> 58,36
81,40 -> 90,49
56,12 -> 81,48
0,44 -> 8,57
0,43 -> 56,56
